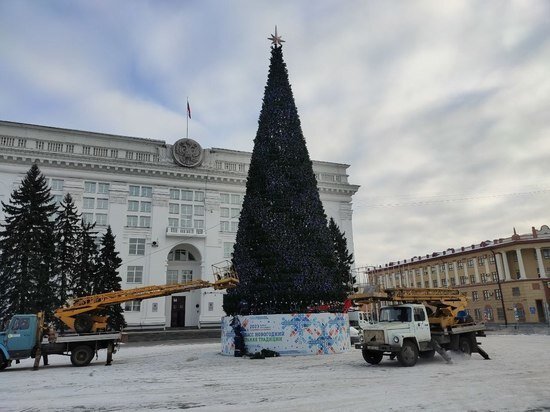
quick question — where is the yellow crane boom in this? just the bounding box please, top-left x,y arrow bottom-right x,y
350,287 -> 470,329
55,274 -> 238,333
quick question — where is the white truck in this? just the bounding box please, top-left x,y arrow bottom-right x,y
351,288 -> 490,367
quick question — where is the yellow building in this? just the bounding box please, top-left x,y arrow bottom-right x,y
364,225 -> 550,325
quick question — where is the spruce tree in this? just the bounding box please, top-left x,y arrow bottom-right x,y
54,193 -> 82,307
224,38 -> 345,315
72,220 -> 98,298
328,218 -> 355,295
95,226 -> 126,330
0,164 -> 58,322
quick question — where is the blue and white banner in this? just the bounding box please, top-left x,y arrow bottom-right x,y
221,313 -> 351,356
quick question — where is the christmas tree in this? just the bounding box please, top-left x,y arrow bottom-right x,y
0,164 -> 58,321
328,218 -> 355,294
72,220 -> 99,298
54,193 -> 82,307
224,31 -> 346,315
95,226 -> 126,330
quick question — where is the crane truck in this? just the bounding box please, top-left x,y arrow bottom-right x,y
350,287 -> 490,367
0,273 -> 238,371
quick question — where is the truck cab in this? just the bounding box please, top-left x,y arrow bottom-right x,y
0,314 -> 39,369
360,304 -> 432,367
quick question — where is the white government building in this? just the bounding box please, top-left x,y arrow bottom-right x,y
0,120 -> 359,329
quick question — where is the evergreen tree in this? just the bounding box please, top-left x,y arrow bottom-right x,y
72,220 -> 98,298
224,40 -> 345,315
328,218 -> 355,294
0,164 -> 58,322
95,226 -> 126,330
53,193 -> 81,307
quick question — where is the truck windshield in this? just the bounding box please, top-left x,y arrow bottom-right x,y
379,307 -> 411,322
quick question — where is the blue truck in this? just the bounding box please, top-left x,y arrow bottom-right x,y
0,313 -> 125,371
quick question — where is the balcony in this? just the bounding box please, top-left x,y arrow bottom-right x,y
166,227 -> 206,238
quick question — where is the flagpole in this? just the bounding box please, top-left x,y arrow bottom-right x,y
186,97 -> 189,139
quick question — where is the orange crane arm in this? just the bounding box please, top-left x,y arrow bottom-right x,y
55,275 -> 238,333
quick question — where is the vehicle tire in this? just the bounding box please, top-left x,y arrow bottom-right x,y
397,341 -> 419,367
458,337 -> 472,356
419,349 -> 435,359
74,314 -> 94,334
0,352 -> 8,370
70,345 -> 94,367
362,347 -> 383,365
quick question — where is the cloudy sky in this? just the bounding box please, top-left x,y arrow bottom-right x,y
1,0 -> 549,267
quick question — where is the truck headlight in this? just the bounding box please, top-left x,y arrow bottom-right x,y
393,336 -> 400,343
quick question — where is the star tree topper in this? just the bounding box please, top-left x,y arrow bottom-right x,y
268,26 -> 285,48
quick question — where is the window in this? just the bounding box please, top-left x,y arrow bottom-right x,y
497,307 -> 505,320
181,270 -> 193,282
127,200 -> 139,212
53,194 -> 63,205
98,183 -> 110,194
168,218 -> 179,228
492,272 -> 499,282
467,259 -> 474,268
194,220 -> 204,234
82,213 -> 94,224
489,255 -> 495,264
494,289 -> 502,300
139,216 -> 151,228
124,301 -> 141,312
180,205 -> 193,228
83,197 -> 95,209
194,205 -> 205,216
415,269 -> 420,275
230,194 -> 240,204
472,291 -> 479,301
457,260 -> 464,269
543,249 -> 550,259
483,290 -> 490,300
51,179 -> 63,191
417,282 -> 422,288
110,149 -> 119,158
484,306 -> 494,321
127,266 -> 143,283
450,277 -> 456,286
141,186 -> 152,197
220,221 -> 230,232
460,276 -> 467,286
36,141 -> 45,150
431,267 -> 436,274
127,216 -> 138,227
220,207 -> 230,218
129,238 -> 145,255
129,185 -> 140,196
413,307 -> 426,321
441,279 -> 447,287
195,191 -> 205,202
224,242 -> 234,258
478,256 -> 486,266
448,263 -> 454,271
170,189 -> 180,200
231,208 -> 240,218
220,193 -> 230,204
474,308 -> 482,321
432,279 -> 438,287
230,221 -> 238,233
96,198 -> 109,210
470,275 -> 476,285
126,151 -> 134,160
168,249 -> 196,261
96,214 -> 108,226
481,274 -> 488,283
181,190 -> 193,201
440,264 -> 445,271
84,181 -> 96,193
140,202 -> 152,213
512,287 -> 520,297
167,270 -> 178,284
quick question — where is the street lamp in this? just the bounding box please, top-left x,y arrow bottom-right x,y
490,249 -> 508,326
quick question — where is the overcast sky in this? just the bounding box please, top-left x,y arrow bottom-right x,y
1,0 -> 549,267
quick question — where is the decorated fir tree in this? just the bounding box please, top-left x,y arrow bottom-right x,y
0,164 -> 58,321
95,226 -> 126,330
224,32 -> 346,315
54,193 -> 82,307
72,220 -> 99,298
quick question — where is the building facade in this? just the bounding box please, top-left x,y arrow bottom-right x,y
0,120 -> 359,328
361,226 -> 550,324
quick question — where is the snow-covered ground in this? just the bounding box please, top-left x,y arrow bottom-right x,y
2,334 -> 549,412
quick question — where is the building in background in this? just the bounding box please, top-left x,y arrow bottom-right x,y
0,120 -> 359,328
359,226 -> 550,324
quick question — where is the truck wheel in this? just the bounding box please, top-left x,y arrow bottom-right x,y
74,314 -> 94,334
419,349 -> 435,359
0,353 -> 8,370
397,341 -> 418,367
70,345 -> 94,367
362,347 -> 383,365
459,337 -> 472,356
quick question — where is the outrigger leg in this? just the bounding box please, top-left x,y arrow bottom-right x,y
431,338 -> 452,364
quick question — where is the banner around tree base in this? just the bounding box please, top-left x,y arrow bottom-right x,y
221,313 -> 350,356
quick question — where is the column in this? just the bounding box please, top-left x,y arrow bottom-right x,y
501,252 -> 511,281
453,261 -> 459,286
535,248 -> 546,278
435,265 -> 441,287
474,259 -> 481,283
444,263 -> 450,287
516,248 -> 526,279
463,261 -> 469,284
484,258 -> 491,282
428,267 -> 434,288
495,254 -> 505,281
